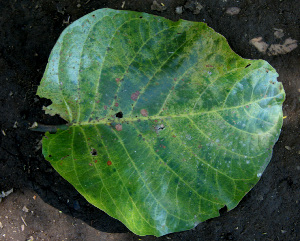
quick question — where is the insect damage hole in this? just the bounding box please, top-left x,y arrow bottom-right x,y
115,111 -> 123,118
90,148 -> 98,156
245,63 -> 251,68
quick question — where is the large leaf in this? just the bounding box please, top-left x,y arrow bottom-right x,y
37,8 -> 285,236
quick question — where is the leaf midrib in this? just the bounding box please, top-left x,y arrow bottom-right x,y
70,93 -> 282,127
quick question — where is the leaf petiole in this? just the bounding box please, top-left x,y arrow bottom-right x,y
29,122 -> 69,133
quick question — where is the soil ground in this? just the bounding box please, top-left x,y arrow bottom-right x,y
0,0 -> 299,240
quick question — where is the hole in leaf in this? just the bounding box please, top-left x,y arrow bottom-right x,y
116,111 -> 123,118
139,16 -> 143,18
219,205 -> 228,216
48,155 -> 52,158
245,63 -> 251,68
91,148 -> 97,156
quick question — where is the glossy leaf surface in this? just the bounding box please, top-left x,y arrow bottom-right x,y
37,8 -> 285,236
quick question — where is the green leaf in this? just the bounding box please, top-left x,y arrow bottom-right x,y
37,8 -> 285,236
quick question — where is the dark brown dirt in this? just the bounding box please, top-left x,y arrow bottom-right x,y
0,0 -> 299,240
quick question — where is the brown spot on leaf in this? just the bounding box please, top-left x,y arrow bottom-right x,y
115,124 -> 122,131
206,64 -> 214,68
115,78 -> 121,83
140,109 -> 148,117
131,91 -> 140,101
104,105 -> 107,110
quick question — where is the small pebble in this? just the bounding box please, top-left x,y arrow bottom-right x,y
175,6 -> 183,14
285,146 -> 292,151
73,200 -> 81,210
274,28 -> 284,39
22,206 -> 29,212
226,7 -> 241,15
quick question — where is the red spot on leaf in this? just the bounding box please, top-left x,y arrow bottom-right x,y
96,100 -> 100,104
140,109 -> 148,117
115,124 -> 122,131
115,103 -> 119,107
94,160 -> 98,163
206,64 -> 214,68
246,105 -> 249,108
131,91 -> 140,101
104,105 -> 107,110
107,160 -> 112,166
89,163 -> 92,166
115,78 -> 121,83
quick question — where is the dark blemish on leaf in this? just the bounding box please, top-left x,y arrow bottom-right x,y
107,47 -> 112,51
158,124 -> 165,130
115,124 -> 122,131
139,16 -> 143,18
172,135 -> 176,138
206,64 -> 214,68
115,103 -> 119,107
155,124 -> 165,133
96,100 -> 100,103
107,160 -> 112,166
245,63 -> 251,68
140,109 -> 148,117
131,91 -> 140,101
174,78 -> 177,81
91,148 -> 97,156
48,155 -> 52,158
116,111 -> 123,118
94,160 -> 98,163
60,155 -> 69,160
104,105 -> 107,110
